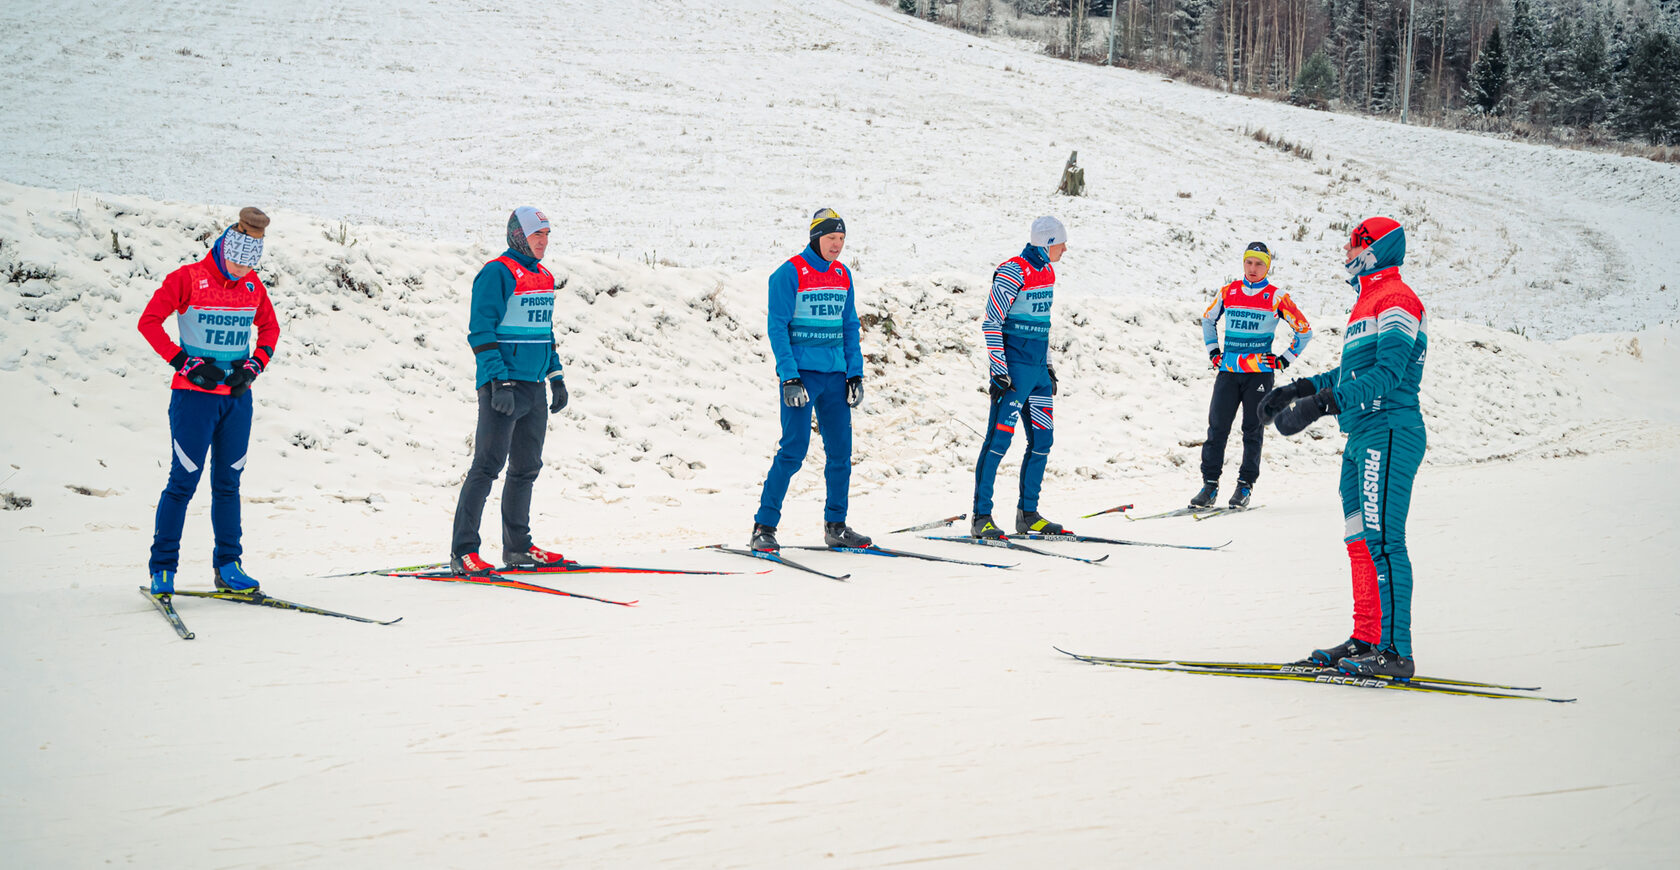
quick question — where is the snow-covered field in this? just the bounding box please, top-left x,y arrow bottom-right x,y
3,1 -> 1679,866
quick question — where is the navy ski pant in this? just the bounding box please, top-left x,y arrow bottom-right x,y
973,364 -> 1054,516
149,389 -> 253,575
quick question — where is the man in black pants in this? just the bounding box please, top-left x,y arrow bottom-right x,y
1191,242 -> 1313,509
450,207 -> 570,575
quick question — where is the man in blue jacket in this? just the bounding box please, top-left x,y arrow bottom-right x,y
750,208 -> 870,552
450,206 -> 570,575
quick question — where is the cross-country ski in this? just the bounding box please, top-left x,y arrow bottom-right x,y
920,535 -> 1109,565
700,545 -> 851,582
1018,532 -> 1230,552
171,588 -> 402,625
790,543 -> 1016,569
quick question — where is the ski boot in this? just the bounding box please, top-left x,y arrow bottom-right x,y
823,522 -> 872,549
1339,647 -> 1415,680
450,552 -> 496,576
750,523 -> 780,552
1188,480 -> 1219,509
1228,480 -> 1254,508
214,561 -> 261,593
970,514 -> 1006,539
504,545 -> 568,568
148,570 -> 175,596
1292,637 -> 1373,668
1015,509 -> 1068,535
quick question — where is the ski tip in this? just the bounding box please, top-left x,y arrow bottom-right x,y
1092,555 -> 1111,564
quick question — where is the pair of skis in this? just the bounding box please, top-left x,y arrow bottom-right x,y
1055,648 -> 1576,702
359,559 -> 753,606
700,541 -> 1019,581
138,586 -> 401,640
1125,505 -> 1261,521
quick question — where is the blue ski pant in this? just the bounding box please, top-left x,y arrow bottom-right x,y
973,364 -> 1054,516
755,370 -> 851,527
1339,426 -> 1427,658
149,389 -> 254,575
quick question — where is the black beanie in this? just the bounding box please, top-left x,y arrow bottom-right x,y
809,207 -> 845,242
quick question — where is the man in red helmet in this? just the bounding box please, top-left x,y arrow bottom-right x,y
1260,217 -> 1428,680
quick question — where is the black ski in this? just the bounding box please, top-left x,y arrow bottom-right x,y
1125,507 -> 1200,521
920,535 -> 1108,565
791,544 -> 1016,569
1052,647 -> 1539,691
887,514 -> 968,534
171,589 -> 402,625
137,587 -> 194,640
1020,532 -> 1229,552
1061,655 -> 1574,702
322,561 -> 447,578
1193,505 -> 1262,520
1080,503 -> 1134,519
700,545 -> 850,581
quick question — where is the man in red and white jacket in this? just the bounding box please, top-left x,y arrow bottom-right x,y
137,207 -> 280,597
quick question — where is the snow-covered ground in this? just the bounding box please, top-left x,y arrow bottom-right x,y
3,1 -> 1679,867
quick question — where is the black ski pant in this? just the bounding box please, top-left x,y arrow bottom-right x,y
452,381 -> 548,559
1200,370 -> 1274,484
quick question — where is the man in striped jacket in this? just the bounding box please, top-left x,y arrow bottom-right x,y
1193,241 -> 1313,509
1261,217 -> 1429,680
970,216 -> 1070,539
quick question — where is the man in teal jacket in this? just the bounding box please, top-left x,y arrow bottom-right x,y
450,206 -> 570,575
1261,216 -> 1428,680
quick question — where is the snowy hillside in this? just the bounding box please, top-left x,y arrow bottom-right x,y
2,0 -> 1678,336
3,1 -> 1680,867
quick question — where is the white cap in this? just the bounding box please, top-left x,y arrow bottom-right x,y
1031,215 -> 1067,247
511,206 -> 550,237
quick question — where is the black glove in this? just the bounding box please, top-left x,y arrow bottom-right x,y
549,377 -> 568,412
988,371 -> 1013,399
1258,378 -> 1317,425
1048,363 -> 1059,396
222,357 -> 265,395
170,351 -> 226,391
1264,353 -> 1290,371
490,380 -> 518,416
845,376 -> 863,408
1208,347 -> 1222,367
781,378 -> 808,408
1274,387 -> 1341,436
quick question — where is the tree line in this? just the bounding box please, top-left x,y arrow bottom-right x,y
893,0 -> 1680,149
